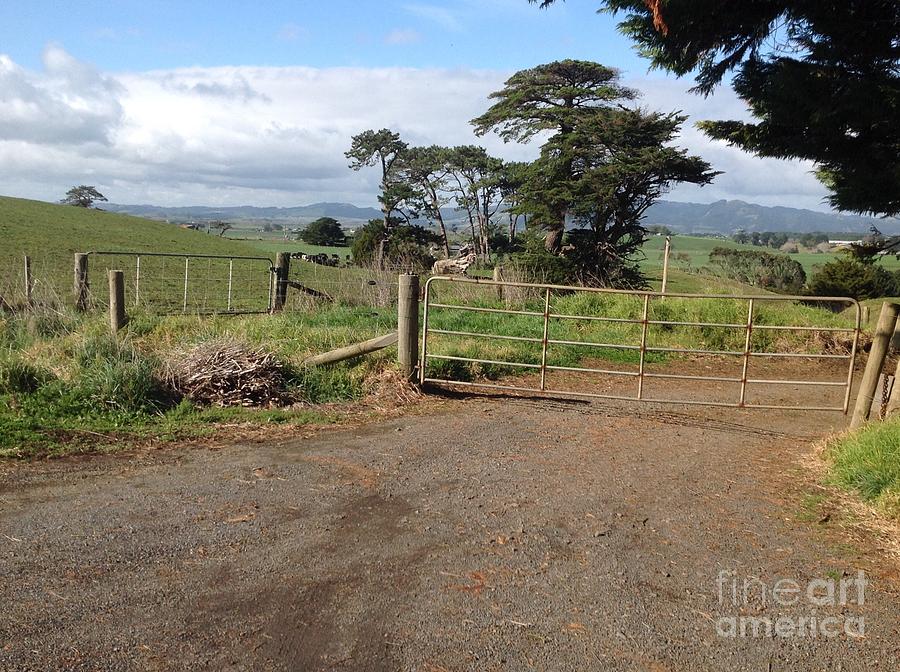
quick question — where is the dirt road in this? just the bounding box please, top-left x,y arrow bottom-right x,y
1,380 -> 899,670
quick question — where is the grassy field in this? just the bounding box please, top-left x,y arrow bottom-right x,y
1,196 -> 266,265
642,234 -> 900,276
0,197 -> 371,311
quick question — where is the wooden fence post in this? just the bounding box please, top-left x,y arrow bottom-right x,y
851,301 -> 900,428
23,255 -> 33,307
74,253 -> 89,312
108,270 -> 127,333
493,265 -> 503,301
398,273 -> 419,378
274,252 -> 290,311
661,235 -> 671,295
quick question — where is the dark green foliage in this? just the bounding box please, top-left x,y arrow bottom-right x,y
808,258 -> 898,300
533,1 -> 900,217
507,230 -> 575,285
473,60 -> 715,286
399,145 -> 452,257
709,247 -> 806,293
300,217 -> 347,246
350,219 -> 438,270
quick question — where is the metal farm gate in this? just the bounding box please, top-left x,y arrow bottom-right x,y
420,276 -> 861,413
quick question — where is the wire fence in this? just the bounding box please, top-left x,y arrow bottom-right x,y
0,251 -> 429,315
86,252 -> 275,314
285,258 -> 407,309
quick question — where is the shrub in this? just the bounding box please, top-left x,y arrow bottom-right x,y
351,219 -> 437,270
808,258 -> 897,300
709,247 -> 806,293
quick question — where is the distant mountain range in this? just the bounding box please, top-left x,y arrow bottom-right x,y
104,201 -> 384,224
105,199 -> 900,236
642,200 -> 900,235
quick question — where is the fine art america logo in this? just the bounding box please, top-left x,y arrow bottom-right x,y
716,570 -> 867,638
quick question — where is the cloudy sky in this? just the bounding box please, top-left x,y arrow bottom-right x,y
0,0 -> 834,211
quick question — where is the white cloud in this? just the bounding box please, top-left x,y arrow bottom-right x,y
0,44 -> 123,146
384,28 -> 423,46
0,46 -> 834,212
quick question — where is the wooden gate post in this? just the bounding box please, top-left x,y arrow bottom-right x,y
273,252 -> 290,311
398,273 -> 419,378
23,255 -> 33,307
108,270 -> 127,333
851,301 -> 900,428
74,253 -> 89,312
493,265 -> 503,301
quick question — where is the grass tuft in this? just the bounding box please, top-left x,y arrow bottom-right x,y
826,417 -> 900,519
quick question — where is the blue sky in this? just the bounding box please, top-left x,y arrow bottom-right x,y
0,1 -> 836,211
1,0 -> 645,73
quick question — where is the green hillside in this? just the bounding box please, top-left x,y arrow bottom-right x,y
0,196 -> 280,311
1,196 -> 266,265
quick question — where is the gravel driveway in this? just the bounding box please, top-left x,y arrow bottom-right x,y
1,381 -> 899,670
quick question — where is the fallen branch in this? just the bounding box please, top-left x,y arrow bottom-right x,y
303,332 -> 398,367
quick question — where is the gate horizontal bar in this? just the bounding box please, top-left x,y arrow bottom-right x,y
547,338 -> 641,350
428,328 -> 542,343
646,319 -> 745,329
425,354 -> 541,369
645,346 -> 744,356
545,364 -> 639,376
748,351 -> 852,360
752,324 -> 856,333
746,378 -> 847,387
550,313 -> 642,324
643,372 -> 742,383
428,302 -> 543,317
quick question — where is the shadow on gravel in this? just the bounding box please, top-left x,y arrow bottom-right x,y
424,383 -> 814,440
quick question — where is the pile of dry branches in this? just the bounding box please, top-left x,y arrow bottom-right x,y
168,339 -> 287,407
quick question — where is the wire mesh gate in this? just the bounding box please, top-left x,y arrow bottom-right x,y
86,252 -> 275,314
420,276 -> 862,413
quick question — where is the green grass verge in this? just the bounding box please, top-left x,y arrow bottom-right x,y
826,417 -> 900,519
0,305 -> 400,458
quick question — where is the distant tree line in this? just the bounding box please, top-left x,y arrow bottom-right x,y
732,231 -> 831,249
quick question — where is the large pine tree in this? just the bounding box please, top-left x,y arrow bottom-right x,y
533,0 -> 900,217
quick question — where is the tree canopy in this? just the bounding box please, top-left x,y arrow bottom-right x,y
299,217 -> 347,246
532,1 -> 900,217
472,59 -> 716,285
61,185 -> 107,208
